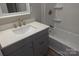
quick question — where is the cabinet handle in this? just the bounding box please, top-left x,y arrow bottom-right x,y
39,41 -> 45,45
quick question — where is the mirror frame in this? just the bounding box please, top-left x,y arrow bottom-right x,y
0,3 -> 30,18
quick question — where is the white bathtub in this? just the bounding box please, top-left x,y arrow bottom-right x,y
49,28 -> 79,52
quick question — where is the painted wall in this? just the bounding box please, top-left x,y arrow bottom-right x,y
55,3 -> 79,34
30,3 -> 41,22
41,3 -> 56,26
0,3 -> 8,13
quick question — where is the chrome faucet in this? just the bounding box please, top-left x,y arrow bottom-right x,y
13,18 -> 26,28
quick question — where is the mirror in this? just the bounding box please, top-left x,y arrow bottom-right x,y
0,3 -> 30,18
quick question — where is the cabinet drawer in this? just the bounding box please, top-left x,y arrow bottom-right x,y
2,37 -> 32,55
39,36 -> 49,46
39,37 -> 49,56
33,36 -> 49,56
33,28 -> 49,40
33,35 -> 49,47
33,37 -> 48,49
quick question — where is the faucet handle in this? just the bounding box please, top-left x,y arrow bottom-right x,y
23,20 -> 26,25
21,19 -> 26,25
17,18 -> 22,27
13,23 -> 17,28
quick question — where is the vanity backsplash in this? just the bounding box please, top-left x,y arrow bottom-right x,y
0,18 -> 35,31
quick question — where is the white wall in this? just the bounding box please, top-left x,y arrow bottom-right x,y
41,3 -> 56,26
55,3 -> 79,34
30,3 -> 41,22
0,3 -> 8,13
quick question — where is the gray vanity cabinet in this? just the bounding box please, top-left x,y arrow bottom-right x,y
1,28 -> 49,56
1,37 -> 33,56
33,28 -> 49,56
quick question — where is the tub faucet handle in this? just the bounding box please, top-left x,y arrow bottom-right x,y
49,25 -> 56,30
49,25 -> 54,28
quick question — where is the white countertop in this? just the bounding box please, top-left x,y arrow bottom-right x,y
0,21 -> 49,48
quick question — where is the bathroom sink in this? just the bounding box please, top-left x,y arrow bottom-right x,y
13,25 -> 36,34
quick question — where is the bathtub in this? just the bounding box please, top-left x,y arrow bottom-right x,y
49,27 -> 79,52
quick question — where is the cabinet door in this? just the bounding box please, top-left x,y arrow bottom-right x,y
9,42 -> 33,56
33,36 -> 49,56
39,36 -> 49,56
33,29 -> 49,56
2,36 -> 33,56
